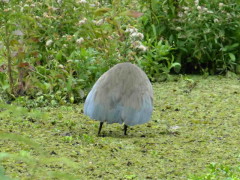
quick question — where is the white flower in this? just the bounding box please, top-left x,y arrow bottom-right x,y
214,18 -> 219,23
207,10 -> 213,14
137,44 -> 147,52
132,41 -> 141,47
43,12 -> 49,18
95,2 -> 100,6
194,0 -> 199,6
203,7 -> 208,11
182,7 -> 189,11
78,18 -> 87,26
57,0 -> 62,4
138,33 -> 144,40
58,64 -> 64,69
76,37 -> 84,45
125,27 -> 138,34
178,12 -> 183,17
130,32 -> 144,40
90,2 -> 100,7
46,39 -> 53,46
93,19 -> 104,26
204,29 -> 211,33
78,0 -> 87,4
219,3 -> 224,8
176,27 -> 182,31
197,6 -> 202,10
132,41 -> 147,52
130,32 -> 138,38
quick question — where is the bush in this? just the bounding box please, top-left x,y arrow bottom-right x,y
140,0 -> 240,74
0,0 -> 149,106
137,39 -> 180,81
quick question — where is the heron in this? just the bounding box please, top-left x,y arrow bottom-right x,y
84,62 -> 153,135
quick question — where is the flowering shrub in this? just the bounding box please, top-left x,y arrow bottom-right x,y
140,39 -> 180,81
141,0 -> 240,74
0,0 -> 152,106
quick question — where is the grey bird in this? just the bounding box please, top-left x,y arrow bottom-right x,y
84,62 -> 153,135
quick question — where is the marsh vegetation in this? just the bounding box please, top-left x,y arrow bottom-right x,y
1,76 -> 240,179
0,0 -> 240,179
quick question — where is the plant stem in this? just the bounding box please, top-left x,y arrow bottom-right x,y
149,0 -> 153,24
5,18 -> 14,95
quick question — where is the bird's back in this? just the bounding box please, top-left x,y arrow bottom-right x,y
84,62 -> 153,126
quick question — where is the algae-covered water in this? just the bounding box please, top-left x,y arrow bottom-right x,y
0,76 -> 240,179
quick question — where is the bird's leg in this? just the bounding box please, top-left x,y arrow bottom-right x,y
124,124 -> 128,135
98,122 -> 104,136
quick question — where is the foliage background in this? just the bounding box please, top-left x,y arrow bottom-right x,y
1,0 -> 240,105
0,0 -> 240,179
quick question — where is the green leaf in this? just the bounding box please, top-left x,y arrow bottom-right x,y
56,51 -> 63,61
229,53 -> 236,62
94,8 -> 111,16
172,61 -> 181,73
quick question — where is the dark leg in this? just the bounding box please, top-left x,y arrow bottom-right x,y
98,122 -> 104,135
124,124 -> 128,135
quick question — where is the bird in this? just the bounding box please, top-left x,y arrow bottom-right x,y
84,62 -> 153,135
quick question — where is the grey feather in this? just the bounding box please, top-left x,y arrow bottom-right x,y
84,62 -> 153,134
